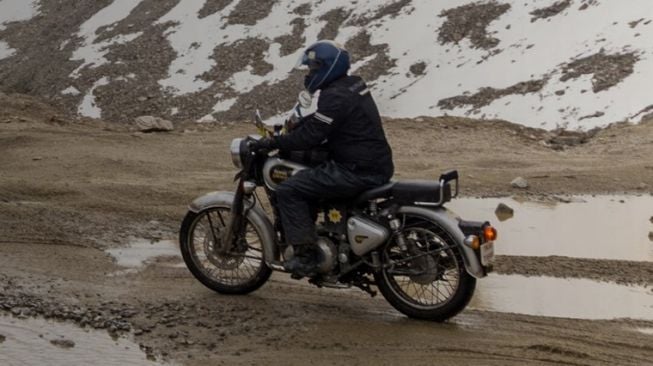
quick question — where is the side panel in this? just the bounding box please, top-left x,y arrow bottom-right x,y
397,206 -> 485,278
189,191 -> 279,263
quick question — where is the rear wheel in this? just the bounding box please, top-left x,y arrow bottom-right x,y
179,207 -> 271,294
374,214 -> 476,321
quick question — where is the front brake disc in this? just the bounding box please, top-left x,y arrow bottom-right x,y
203,229 -> 244,270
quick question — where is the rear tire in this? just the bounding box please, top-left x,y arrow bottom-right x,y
374,214 -> 476,321
179,207 -> 271,295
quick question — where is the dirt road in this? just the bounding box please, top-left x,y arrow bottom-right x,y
1,93 -> 652,365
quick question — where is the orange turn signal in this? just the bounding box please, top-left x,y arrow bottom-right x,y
464,235 -> 480,250
483,226 -> 497,242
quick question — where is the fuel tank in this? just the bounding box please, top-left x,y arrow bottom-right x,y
262,157 -> 307,190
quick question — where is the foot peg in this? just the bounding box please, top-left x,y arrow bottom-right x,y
283,245 -> 318,278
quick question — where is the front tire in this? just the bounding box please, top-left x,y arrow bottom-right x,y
374,214 -> 476,321
179,207 -> 271,294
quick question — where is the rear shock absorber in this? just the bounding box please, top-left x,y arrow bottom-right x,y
388,215 -> 408,252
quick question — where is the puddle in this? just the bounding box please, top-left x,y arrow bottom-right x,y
469,274 -> 653,320
0,315 -> 165,366
448,195 -> 653,261
105,238 -> 182,269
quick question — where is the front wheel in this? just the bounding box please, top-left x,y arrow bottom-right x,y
374,214 -> 476,321
179,207 -> 271,294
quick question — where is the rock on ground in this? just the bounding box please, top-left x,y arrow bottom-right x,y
135,116 -> 174,132
511,177 -> 529,189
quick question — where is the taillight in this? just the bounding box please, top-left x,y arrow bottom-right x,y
483,225 -> 497,242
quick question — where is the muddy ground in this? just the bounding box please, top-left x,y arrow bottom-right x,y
1,92 -> 652,365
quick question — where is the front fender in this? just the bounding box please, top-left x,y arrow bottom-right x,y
189,191 -> 279,263
397,206 -> 485,279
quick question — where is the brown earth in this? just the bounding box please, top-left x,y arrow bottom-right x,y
1,92 -> 653,365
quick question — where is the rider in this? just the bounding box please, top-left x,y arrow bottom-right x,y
254,40 -> 394,277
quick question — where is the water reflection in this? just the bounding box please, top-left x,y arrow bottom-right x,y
470,274 -> 653,320
448,195 -> 653,261
105,238 -> 181,268
0,316 -> 165,366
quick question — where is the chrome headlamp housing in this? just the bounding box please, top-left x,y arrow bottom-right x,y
230,138 -> 246,169
230,135 -> 262,169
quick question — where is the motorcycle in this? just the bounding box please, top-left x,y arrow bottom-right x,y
179,107 -> 497,322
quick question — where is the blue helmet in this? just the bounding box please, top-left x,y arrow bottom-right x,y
297,40 -> 350,94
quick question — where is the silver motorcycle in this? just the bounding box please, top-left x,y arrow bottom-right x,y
179,110 -> 497,321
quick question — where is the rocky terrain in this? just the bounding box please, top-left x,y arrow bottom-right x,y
1,92 -> 652,365
0,0 -> 652,130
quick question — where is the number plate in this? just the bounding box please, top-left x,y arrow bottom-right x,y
480,241 -> 495,266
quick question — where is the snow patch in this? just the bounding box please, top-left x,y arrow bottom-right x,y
0,40 -> 15,59
364,0 -> 653,130
0,0 -> 40,58
0,0 -> 39,30
211,97 -> 238,113
5,0 -> 650,131
61,86 -> 81,96
78,77 -> 110,118
156,0 -> 359,95
69,0 -> 144,78
151,1 -> 461,107
197,114 -> 216,123
59,39 -> 70,51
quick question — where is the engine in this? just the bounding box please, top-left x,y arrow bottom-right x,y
283,237 -> 338,274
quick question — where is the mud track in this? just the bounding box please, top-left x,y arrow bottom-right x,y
1,93 -> 652,365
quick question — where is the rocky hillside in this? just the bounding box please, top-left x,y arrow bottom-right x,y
0,0 -> 652,130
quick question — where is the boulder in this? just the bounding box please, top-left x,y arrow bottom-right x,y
511,177 -> 529,189
495,202 -> 514,222
135,116 -> 174,132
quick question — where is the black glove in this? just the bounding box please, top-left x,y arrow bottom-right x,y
250,137 -> 277,152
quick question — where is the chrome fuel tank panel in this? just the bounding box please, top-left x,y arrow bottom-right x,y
262,157 -> 308,191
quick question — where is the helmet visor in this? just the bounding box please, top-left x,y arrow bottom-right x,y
294,52 -> 308,70
294,50 -> 322,71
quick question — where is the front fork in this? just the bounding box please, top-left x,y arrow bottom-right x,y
222,179 -> 245,254
218,178 -> 253,254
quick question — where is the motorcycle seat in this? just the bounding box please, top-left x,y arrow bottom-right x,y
355,182 -> 397,203
355,180 -> 451,206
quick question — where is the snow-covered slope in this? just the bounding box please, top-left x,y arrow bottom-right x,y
0,0 -> 652,130
0,0 -> 39,59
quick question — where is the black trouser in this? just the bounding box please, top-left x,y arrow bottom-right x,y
275,161 -> 389,246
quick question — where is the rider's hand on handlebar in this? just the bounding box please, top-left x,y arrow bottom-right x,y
249,137 -> 277,153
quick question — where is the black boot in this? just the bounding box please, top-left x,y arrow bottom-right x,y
284,245 -> 318,278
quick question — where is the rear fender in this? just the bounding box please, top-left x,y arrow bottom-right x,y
397,206 -> 485,278
189,191 -> 279,263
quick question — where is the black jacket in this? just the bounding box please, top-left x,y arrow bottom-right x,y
274,75 -> 394,179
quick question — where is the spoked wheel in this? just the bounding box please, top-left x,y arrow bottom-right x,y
374,214 -> 476,321
179,207 -> 271,294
